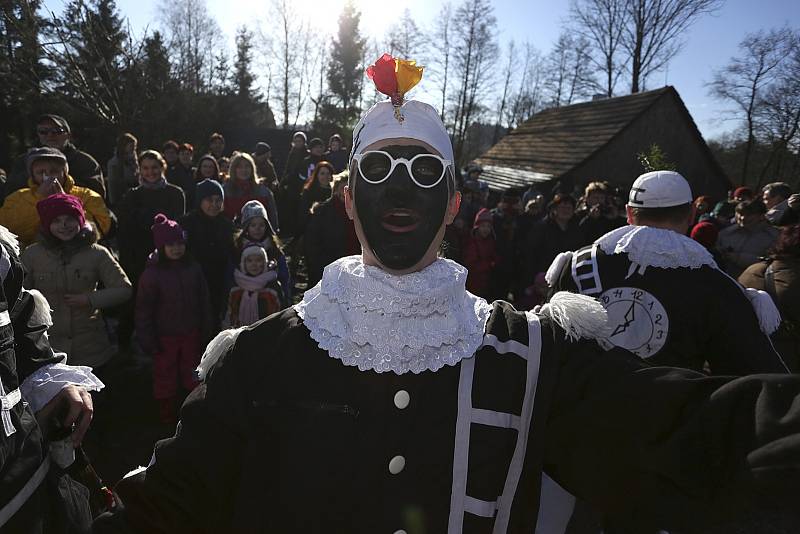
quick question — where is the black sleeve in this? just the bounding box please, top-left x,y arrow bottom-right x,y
542,326 -> 800,532
545,250 -> 579,300
92,325 -> 266,533
10,289 -> 64,382
2,242 -> 63,382
703,272 -> 788,374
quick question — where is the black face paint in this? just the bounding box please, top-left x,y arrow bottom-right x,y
353,145 -> 450,270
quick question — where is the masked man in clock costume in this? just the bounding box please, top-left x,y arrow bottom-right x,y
94,56 -> 800,534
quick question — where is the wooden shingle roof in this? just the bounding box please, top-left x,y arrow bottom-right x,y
476,88 -> 672,191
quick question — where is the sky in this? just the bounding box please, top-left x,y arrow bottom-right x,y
42,0 -> 800,140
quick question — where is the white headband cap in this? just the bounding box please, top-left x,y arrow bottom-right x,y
628,170 -> 693,208
350,99 -> 454,164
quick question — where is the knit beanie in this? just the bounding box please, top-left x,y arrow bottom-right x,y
240,200 -> 270,230
196,178 -> 224,205
36,194 -> 86,234
690,221 -> 719,250
27,146 -> 67,178
240,244 -> 268,272
152,213 -> 185,249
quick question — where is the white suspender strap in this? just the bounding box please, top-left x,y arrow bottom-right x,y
447,355 -> 476,532
492,312 -> 542,533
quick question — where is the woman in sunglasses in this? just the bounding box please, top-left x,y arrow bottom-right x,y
96,57 -> 800,534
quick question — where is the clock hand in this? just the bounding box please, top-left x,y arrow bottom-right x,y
610,302 -> 636,337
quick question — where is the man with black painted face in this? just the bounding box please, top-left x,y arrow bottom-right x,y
347,143 -> 456,272
95,60 -> 800,534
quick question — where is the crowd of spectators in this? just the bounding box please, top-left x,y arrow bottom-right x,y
0,112 -> 798,423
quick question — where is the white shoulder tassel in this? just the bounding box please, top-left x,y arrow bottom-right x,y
26,289 -> 53,326
539,291 -> 610,342
545,251 -> 573,287
0,226 -> 20,256
196,327 -> 246,381
743,288 -> 781,335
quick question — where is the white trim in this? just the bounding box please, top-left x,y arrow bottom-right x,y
481,334 -> 529,360
0,310 -> 10,327
471,408 -> 520,430
493,312 -> 543,533
0,374 -> 20,437
447,355 -> 476,533
464,495 -> 499,518
571,245 -> 603,295
0,457 -> 50,527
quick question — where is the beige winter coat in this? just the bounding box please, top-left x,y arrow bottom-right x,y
21,239 -> 132,368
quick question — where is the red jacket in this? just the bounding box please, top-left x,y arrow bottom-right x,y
463,234 -> 500,299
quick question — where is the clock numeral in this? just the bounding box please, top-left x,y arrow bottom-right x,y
631,289 -> 643,300
656,330 -> 664,339
654,314 -> 662,325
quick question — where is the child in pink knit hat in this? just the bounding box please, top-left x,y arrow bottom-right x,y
135,214 -> 213,423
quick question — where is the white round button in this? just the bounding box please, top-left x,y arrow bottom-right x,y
388,455 -> 406,475
393,530 -> 407,534
394,390 -> 410,409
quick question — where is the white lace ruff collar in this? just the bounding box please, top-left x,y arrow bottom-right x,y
596,225 -> 717,270
295,255 -> 493,374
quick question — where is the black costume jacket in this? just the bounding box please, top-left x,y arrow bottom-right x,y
0,237 -> 91,533
94,302 -> 800,533
551,238 -> 788,374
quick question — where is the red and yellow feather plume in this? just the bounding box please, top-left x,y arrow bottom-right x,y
366,53 -> 424,122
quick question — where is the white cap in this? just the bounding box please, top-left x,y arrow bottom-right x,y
627,171 -> 693,208
240,244 -> 268,271
350,99 -> 454,164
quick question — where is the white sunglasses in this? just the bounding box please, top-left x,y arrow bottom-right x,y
351,150 -> 452,189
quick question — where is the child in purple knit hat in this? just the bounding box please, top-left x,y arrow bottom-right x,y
135,213 -> 213,424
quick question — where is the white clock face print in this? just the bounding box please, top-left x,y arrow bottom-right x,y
596,287 -> 669,359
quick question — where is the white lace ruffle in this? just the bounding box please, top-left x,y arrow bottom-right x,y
295,256 -> 493,374
20,362 -> 105,413
596,225 -> 717,270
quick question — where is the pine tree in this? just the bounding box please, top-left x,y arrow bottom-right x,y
212,49 -> 233,95
327,0 -> 366,128
142,31 -> 173,96
0,0 -> 52,163
56,0 -> 129,123
233,26 -> 257,100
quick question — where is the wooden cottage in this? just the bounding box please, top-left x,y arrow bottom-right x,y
476,87 -> 730,199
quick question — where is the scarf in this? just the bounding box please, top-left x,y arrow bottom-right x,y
139,175 -> 168,189
233,268 -> 278,325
